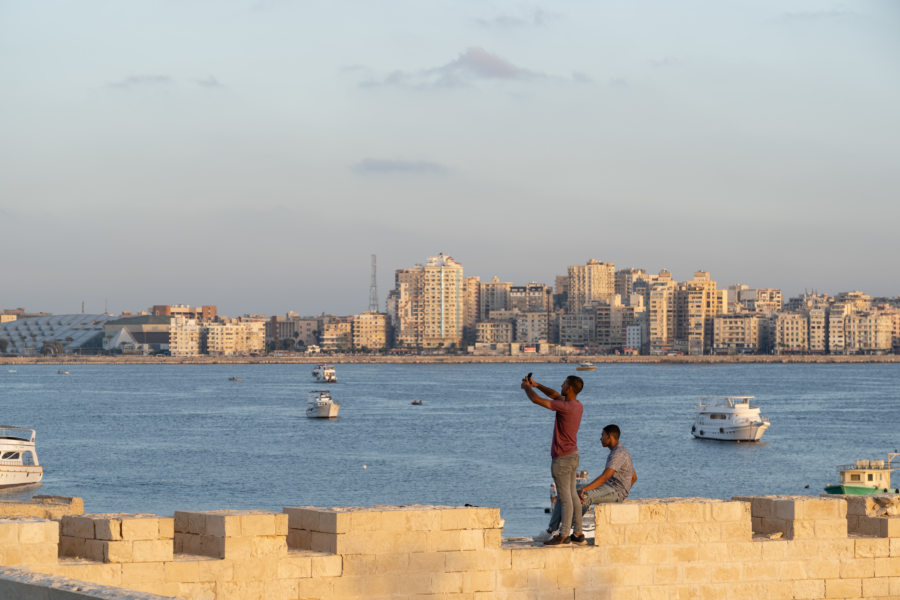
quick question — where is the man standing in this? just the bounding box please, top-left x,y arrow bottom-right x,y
578,424 -> 636,508
521,374 -> 584,545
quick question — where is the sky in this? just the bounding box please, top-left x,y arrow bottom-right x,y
2,0 -> 898,317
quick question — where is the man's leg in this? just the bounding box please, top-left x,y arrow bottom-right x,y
547,496 -> 562,533
581,484 -> 620,509
550,452 -> 579,540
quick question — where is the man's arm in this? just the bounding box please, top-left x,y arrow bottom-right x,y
530,378 -> 561,400
581,468 -> 616,494
521,380 -> 552,409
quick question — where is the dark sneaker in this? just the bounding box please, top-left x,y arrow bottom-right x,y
543,534 -> 570,546
570,533 -> 587,545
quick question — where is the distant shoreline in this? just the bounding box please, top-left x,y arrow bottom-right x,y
1,354 -> 897,366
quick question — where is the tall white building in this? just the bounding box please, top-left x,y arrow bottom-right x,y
422,253 -> 464,349
567,259 -> 615,313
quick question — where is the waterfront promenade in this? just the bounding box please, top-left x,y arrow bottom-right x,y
1,354 -> 898,366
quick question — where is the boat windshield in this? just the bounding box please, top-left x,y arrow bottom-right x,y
0,427 -> 34,442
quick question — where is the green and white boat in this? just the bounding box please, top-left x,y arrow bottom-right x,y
824,454 -> 899,495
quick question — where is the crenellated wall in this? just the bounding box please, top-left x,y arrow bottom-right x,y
1,494 -> 899,599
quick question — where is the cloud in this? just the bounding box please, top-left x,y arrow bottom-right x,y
475,8 -> 558,29
360,47 -> 540,89
108,75 -> 173,90
194,76 -> 225,89
351,159 -> 450,176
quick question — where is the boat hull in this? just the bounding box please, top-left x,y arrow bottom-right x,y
691,422 -> 769,442
824,484 -> 900,495
306,404 -> 340,418
0,466 -> 43,488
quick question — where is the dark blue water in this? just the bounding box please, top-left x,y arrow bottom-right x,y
1,363 -> 898,537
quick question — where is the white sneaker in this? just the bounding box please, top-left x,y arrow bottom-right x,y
533,529 -> 553,543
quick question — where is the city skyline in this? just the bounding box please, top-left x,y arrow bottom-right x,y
3,1 -> 899,317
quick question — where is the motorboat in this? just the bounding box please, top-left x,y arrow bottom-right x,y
228,377 -> 242,382
824,454 -> 899,495
0,426 -> 43,489
306,390 -> 340,419
576,362 -> 596,371
410,399 -> 423,406
691,396 -> 769,442
312,364 -> 337,383
57,369 -> 69,375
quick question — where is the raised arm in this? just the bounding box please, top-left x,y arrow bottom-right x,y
521,378 -> 554,409
529,377 -> 561,400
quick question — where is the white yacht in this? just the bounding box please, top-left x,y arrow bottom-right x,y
306,390 -> 340,419
691,396 -> 769,442
312,364 -> 337,383
0,426 -> 43,489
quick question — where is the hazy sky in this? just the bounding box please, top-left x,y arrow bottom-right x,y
2,1 -> 898,317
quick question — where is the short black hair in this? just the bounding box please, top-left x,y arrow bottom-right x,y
566,375 -> 584,395
602,424 -> 621,441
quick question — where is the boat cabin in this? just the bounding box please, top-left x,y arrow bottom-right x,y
837,456 -> 897,489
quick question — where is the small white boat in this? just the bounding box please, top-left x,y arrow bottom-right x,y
0,426 -> 43,489
691,396 -> 770,442
576,362 -> 596,371
57,369 -> 69,375
306,390 -> 340,419
312,364 -> 337,383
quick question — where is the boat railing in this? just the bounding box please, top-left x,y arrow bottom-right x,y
0,427 -> 35,442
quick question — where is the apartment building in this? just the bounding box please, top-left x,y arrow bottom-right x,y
558,312 -> 597,346
476,321 -> 514,344
266,314 -> 319,348
206,320 -> 265,356
845,312 -> 893,354
567,259 -> 615,313
773,312 -> 808,354
515,311 -> 551,344
648,278 -> 676,355
828,303 -> 850,354
351,312 -> 390,351
508,283 -> 552,313
674,271 -> 726,355
712,314 -> 762,354
614,268 -> 649,301
152,304 -> 217,321
479,277 -> 512,320
422,253 -> 464,349
806,307 -> 827,353
320,318 -> 352,352
169,317 -> 201,357
391,265 -> 425,349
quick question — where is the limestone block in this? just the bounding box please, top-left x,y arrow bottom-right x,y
310,552 -> 342,577
286,528 -> 310,549
250,535 -> 287,557
94,517 -> 123,541
53,559 -> 123,586
711,500 -> 750,522
316,510 -> 352,535
484,528 -> 502,549
406,507 -> 441,531
854,536 -> 890,558
164,555 -> 234,583
132,539 -> 173,562
665,501 -> 709,523
59,535 -> 86,558
121,515 -> 167,540
427,529 -> 463,552
606,503 -> 640,525
296,576 -> 334,599
637,504 -> 667,523
103,540 -> 134,563
178,582 -> 217,600
265,579 -> 298,600
875,556 -> 900,577
232,556 -> 278,581
862,575 -> 891,597
120,561 -> 166,586
0,495 -> 84,520
510,547 -> 547,569
60,515 -> 95,539
824,577 -> 860,598
407,551 -> 447,573
462,569 -> 496,593
839,557 -> 875,579
791,579 -> 825,599
277,553 -> 312,579
204,511 -> 243,537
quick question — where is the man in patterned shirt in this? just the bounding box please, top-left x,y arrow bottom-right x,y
578,424 -> 636,507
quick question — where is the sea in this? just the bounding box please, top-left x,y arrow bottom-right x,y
1,362 -> 898,538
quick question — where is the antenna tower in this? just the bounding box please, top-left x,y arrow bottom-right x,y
368,254 -> 378,312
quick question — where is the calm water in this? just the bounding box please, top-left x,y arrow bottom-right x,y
1,363 -> 898,537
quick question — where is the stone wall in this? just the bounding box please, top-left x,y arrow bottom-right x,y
0,495 -> 899,599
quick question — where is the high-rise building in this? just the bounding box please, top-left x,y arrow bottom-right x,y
773,312 -> 809,354
462,276 -> 481,345
391,265 -> 426,349
712,315 -> 763,354
567,260 -> 615,313
509,283 -> 553,313
422,253 -> 464,349
648,273 -> 676,355
674,271 -> 727,355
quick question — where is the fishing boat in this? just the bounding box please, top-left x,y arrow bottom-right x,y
228,377 -> 242,382
312,364 -> 337,383
0,426 -> 43,489
306,390 -> 340,419
576,362 -> 596,371
691,396 -> 770,442
824,454 -> 899,495
57,369 -> 69,375
410,399 -> 423,406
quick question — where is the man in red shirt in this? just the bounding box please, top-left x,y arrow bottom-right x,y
521,373 -> 585,545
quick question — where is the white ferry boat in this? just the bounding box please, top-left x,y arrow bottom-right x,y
312,364 -> 337,383
576,362 -> 596,371
306,390 -> 340,419
0,426 -> 43,489
691,396 -> 770,442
